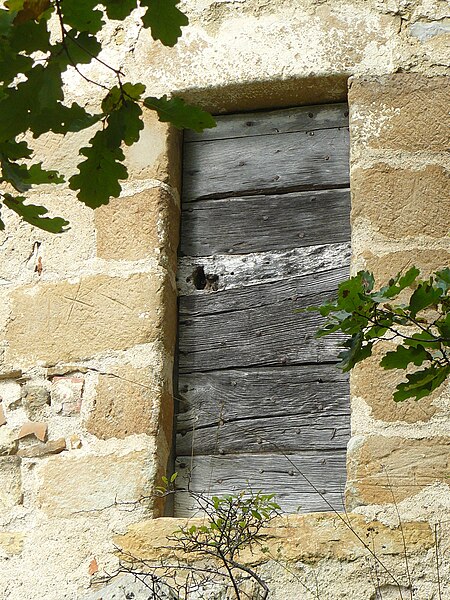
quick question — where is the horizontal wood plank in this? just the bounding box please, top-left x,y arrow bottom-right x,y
180,188 -> 350,256
178,267 -> 349,372
174,453 -> 347,515
183,127 -> 350,200
185,103 -> 349,142
177,364 -> 349,432
177,413 -> 349,456
177,242 -> 350,297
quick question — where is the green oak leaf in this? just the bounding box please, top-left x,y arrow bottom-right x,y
0,157 -> 63,191
144,95 -> 216,131
409,281 -> 443,317
52,31 -> 102,68
104,0 -> 138,21
371,266 -> 420,302
380,344 -> 432,370
9,14 -> 50,52
404,331 -> 441,349
2,194 -> 68,233
0,140 -> 32,160
141,0 -> 188,47
336,272 -> 370,313
60,0 -> 104,34
31,102 -> 101,137
69,129 -> 128,208
435,268 -> 450,293
102,83 -> 146,114
107,102 -> 144,146
435,313 -> 450,346
8,0 -> 52,24
393,365 -> 450,402
338,333 -> 373,372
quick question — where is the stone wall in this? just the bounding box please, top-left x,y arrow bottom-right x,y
0,1 -> 449,598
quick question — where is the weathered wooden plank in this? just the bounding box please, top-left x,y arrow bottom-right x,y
178,306 -> 344,373
179,264 -> 348,317
180,188 -> 350,257
177,242 -> 351,297
185,103 -> 349,142
177,412 -> 349,456
177,364 -> 349,431
174,453 -> 347,515
183,127 -> 350,200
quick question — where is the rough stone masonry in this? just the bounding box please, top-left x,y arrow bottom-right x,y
0,1 -> 449,598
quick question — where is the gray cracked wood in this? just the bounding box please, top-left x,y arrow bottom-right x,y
175,104 -> 350,516
174,453 -> 347,514
183,126 -> 350,200
180,188 -> 351,256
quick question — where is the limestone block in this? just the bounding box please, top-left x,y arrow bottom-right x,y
351,164 -> 450,239
95,188 -> 180,263
0,531 -> 24,556
37,449 -> 154,516
349,74 -> 450,152
122,110 -> 182,189
360,249 -> 450,285
0,427 -> 18,455
0,456 -> 22,509
351,342 -> 437,424
17,438 -> 66,458
5,272 -> 168,366
21,384 -> 51,420
51,376 -> 84,416
84,365 -> 170,440
346,435 -> 450,507
114,513 -> 434,564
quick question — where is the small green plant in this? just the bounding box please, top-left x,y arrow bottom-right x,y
306,266 -> 450,401
115,488 -> 280,599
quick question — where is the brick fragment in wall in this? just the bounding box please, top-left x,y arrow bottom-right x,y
95,188 -> 180,263
84,366 -> 167,440
17,438 -> 66,458
0,402 -> 6,426
21,383 -> 50,420
0,456 -> 22,509
17,421 -> 47,442
51,376 -> 84,416
5,272 -> 172,366
351,164 -> 450,239
346,435 -> 450,507
349,74 -> 450,152
351,342 -> 437,424
37,449 -> 155,517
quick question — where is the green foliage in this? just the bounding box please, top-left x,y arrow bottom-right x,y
306,267 -> 450,402
0,0 -> 216,232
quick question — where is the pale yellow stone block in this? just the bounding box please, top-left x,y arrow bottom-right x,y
6,273 -> 166,366
351,164 -> 450,239
346,436 -> 450,506
349,74 -> 450,152
37,450 -> 154,517
0,456 -> 22,509
95,188 -> 179,263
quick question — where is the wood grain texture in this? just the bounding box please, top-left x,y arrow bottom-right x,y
177,364 -> 349,431
176,104 -> 350,515
178,266 -> 348,373
185,103 -> 349,142
174,452 -> 347,515
183,127 -> 350,200
177,242 -> 351,297
180,188 -> 350,256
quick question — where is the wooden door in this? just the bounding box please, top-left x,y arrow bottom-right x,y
175,103 -> 351,515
